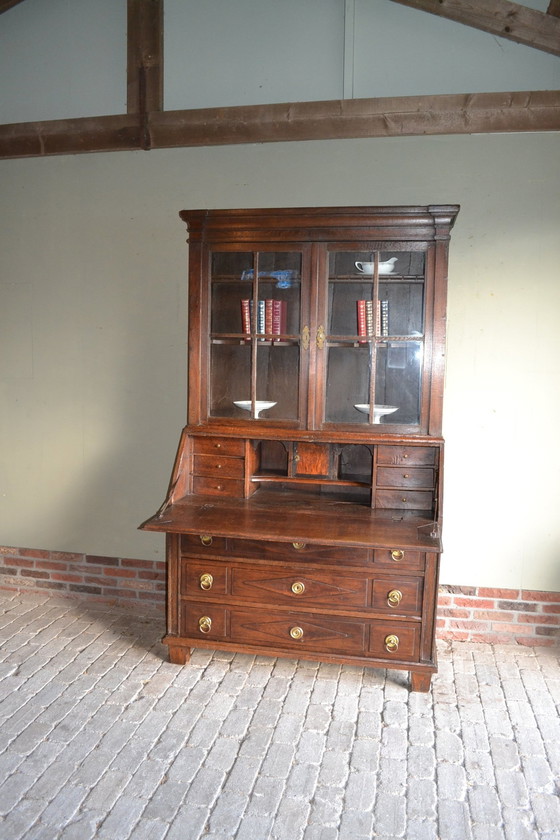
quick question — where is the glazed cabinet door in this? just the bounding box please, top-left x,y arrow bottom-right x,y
202,247 -> 311,427
314,244 -> 432,433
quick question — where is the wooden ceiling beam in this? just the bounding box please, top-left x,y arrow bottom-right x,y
0,0 -> 27,13
1,90 -> 558,159
389,0 -> 560,56
127,0 -> 163,121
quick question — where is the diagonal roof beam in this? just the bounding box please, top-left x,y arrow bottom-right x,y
0,0 -> 27,13
388,0 -> 560,56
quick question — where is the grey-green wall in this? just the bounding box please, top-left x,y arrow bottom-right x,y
1,132 -> 559,591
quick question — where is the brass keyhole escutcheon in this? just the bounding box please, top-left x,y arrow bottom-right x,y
290,626 -> 304,640
316,325 -> 326,350
199,616 -> 212,634
200,535 -> 213,547
387,589 -> 403,608
302,325 -> 310,351
390,549 -> 404,562
199,573 -> 214,591
291,581 -> 305,595
292,542 -> 306,550
384,634 -> 399,652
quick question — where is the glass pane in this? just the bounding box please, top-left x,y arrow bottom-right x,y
210,343 -> 251,417
211,252 -> 253,335
375,341 -> 423,425
255,344 -> 300,421
325,344 -> 371,424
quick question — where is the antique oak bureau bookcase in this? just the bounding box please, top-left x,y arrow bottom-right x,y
142,205 -> 459,692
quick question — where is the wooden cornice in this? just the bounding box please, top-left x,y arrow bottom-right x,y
389,0 -> 560,56
0,90 -> 558,159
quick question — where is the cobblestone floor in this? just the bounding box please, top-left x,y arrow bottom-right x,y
0,590 -> 558,840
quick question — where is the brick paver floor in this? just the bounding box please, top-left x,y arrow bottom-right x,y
0,591 -> 558,839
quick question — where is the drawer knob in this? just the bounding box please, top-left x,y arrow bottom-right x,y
291,581 -> 305,595
384,634 -> 399,653
290,626 -> 304,640
199,616 -> 212,634
292,542 -> 306,550
403,473 -> 410,478
199,573 -> 214,591
387,589 -> 403,608
390,549 -> 404,561
200,535 -> 213,547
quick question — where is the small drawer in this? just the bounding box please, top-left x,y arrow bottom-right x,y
192,476 -> 245,498
193,454 -> 245,479
191,437 -> 245,457
376,489 -> 433,511
372,577 -> 423,614
181,603 -> 227,639
181,534 -> 227,553
182,561 -> 228,596
374,549 -> 425,571
376,467 -> 434,490
230,566 -> 369,607
377,446 -> 437,467
369,622 -> 421,662
230,608 -> 367,655
227,539 -> 370,565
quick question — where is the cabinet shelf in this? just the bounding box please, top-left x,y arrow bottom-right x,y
252,473 -> 370,488
330,275 -> 424,284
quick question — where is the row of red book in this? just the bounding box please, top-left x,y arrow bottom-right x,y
357,300 -> 389,340
241,299 -> 288,335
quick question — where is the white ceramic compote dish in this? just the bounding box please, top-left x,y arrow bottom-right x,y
233,400 -> 277,418
354,403 -> 398,424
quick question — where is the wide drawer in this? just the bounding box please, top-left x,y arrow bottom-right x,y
375,489 -> 433,510
377,446 -> 437,466
181,534 -> 227,553
227,538 -> 370,565
376,467 -> 434,489
191,437 -> 245,457
181,603 -> 422,661
182,559 -> 422,615
192,454 -> 245,479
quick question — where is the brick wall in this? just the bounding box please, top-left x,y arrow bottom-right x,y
1,546 -> 559,645
0,545 -> 165,613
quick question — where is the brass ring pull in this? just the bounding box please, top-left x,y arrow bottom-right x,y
199,616 -> 212,634
292,542 -> 306,550
291,581 -> 305,595
290,626 -> 304,640
199,573 -> 214,591
200,535 -> 213,546
390,549 -> 404,561
384,634 -> 399,653
387,589 -> 403,608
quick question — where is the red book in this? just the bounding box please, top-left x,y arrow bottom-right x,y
272,300 -> 287,335
357,300 -> 367,343
241,299 -> 251,335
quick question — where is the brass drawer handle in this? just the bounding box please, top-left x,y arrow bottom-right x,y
387,589 -> 403,608
292,542 -> 306,550
384,634 -> 399,653
200,535 -> 213,546
291,581 -> 305,595
199,573 -> 214,591
199,616 -> 212,633
390,549 -> 404,561
290,626 -> 304,640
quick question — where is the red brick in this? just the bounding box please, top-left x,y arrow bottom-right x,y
535,625 -> 560,636
50,551 -> 83,562
437,630 -> 470,641
496,623 -> 533,635
473,610 -> 515,623
543,604 -> 560,614
18,548 -> 52,559
9,557 -> 35,569
121,558 -> 154,569
86,555 -> 119,566
437,608 -> 471,618
51,573 -> 83,584
478,588 -> 520,599
521,590 -> 560,602
517,613 -> 560,625
448,619 -> 491,631
36,561 -> 70,572
20,569 -> 49,579
451,597 -> 495,609
102,567 -> 136,578
469,632 -> 519,645
436,595 -> 453,607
